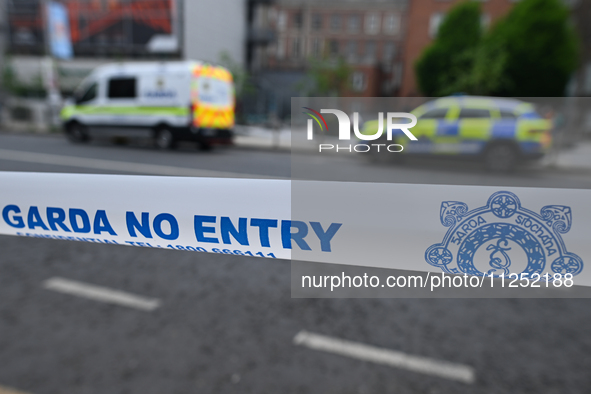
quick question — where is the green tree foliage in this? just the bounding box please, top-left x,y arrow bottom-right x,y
485,0 -> 578,96
414,0 -> 578,97
218,51 -> 254,98
458,32 -> 512,95
300,56 -> 353,96
1,59 -> 45,98
415,1 -> 482,96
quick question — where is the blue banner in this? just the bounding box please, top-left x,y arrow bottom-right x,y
47,1 -> 73,59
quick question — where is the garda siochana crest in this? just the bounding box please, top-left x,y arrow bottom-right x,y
425,191 -> 583,277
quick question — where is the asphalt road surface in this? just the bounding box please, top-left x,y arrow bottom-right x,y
0,133 -> 590,394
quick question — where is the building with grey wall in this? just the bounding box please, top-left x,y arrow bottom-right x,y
0,0 -> 7,78
183,0 -> 246,66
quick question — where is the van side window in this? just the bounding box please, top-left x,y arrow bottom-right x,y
77,83 -> 97,104
108,77 -> 136,99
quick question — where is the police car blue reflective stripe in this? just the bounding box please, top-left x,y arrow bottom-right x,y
436,121 -> 460,136
490,120 -> 517,138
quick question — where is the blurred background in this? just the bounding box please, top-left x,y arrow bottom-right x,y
1,0 -> 590,125
1,1 -> 591,393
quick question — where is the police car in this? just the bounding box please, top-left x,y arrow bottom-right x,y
362,96 -> 552,172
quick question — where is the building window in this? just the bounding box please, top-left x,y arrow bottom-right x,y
330,14 -> 341,31
311,38 -> 322,56
347,40 -> 357,60
393,62 -> 403,89
277,38 -> 285,59
352,72 -> 367,92
329,40 -> 339,56
365,13 -> 380,34
383,14 -> 400,35
429,13 -> 445,38
480,14 -> 491,29
293,12 -> 303,29
269,8 -> 277,22
348,15 -> 360,32
267,44 -> 276,57
312,14 -> 323,30
292,37 -> 301,58
365,40 -> 376,62
383,41 -> 397,62
277,11 -> 286,31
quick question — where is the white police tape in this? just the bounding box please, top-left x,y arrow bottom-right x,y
1,172 -> 590,286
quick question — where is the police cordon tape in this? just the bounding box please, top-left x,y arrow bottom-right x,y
1,172 -> 590,286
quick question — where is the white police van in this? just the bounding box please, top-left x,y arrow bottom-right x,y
61,61 -> 235,150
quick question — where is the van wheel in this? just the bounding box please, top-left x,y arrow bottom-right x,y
155,128 -> 176,150
484,143 -> 519,172
66,123 -> 90,143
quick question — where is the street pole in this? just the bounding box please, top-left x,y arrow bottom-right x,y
42,0 -> 62,130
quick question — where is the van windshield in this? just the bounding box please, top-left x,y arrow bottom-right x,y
73,74 -> 99,102
196,77 -> 232,106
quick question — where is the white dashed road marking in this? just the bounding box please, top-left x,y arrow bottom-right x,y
293,330 -> 475,384
43,277 -> 161,311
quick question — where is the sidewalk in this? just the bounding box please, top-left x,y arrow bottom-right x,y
233,125 -> 291,150
541,141 -> 591,173
233,125 -> 339,152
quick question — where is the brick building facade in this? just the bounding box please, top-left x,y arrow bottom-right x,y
252,0 -> 408,97
399,0 -> 516,96
248,0 -> 583,104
